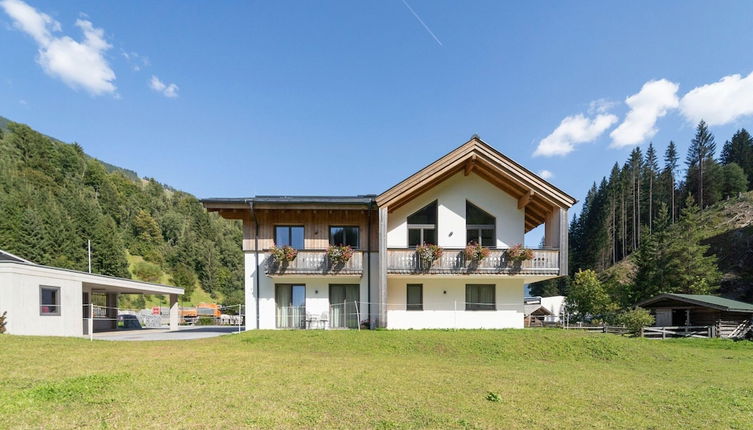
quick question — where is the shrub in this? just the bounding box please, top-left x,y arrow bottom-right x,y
415,244 -> 443,267
616,307 -> 655,335
132,261 -> 163,283
464,242 -> 491,262
196,317 -> 215,326
506,244 -> 534,262
327,245 -> 354,266
270,245 -> 297,263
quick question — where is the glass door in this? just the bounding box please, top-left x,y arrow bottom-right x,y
276,284 -> 306,328
329,284 -> 360,329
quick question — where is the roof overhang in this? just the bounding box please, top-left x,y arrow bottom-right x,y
637,294 -> 753,313
202,196 -> 375,214
375,137 -> 577,232
0,261 -> 184,296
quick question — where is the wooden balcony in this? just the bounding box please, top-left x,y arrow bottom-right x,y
264,250 -> 363,276
386,248 -> 560,275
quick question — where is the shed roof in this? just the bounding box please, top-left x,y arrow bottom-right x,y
637,294 -> 753,313
0,252 -> 183,296
0,249 -> 32,263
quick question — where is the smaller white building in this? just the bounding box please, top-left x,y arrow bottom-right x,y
0,250 -> 183,337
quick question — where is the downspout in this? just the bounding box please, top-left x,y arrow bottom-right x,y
249,200 -> 260,330
367,199 -> 373,329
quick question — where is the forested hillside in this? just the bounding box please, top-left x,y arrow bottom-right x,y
532,120 -> 753,321
0,118 -> 243,306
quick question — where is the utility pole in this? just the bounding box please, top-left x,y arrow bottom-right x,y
88,239 -> 92,273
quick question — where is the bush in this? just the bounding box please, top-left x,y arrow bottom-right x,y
616,307 -> 655,335
196,316 -> 214,326
132,261 -> 163,283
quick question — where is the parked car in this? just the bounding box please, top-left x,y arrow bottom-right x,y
117,314 -> 142,330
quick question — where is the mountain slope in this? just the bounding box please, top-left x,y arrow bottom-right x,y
0,118 -> 243,305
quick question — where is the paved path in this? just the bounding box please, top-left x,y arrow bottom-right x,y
92,325 -> 245,341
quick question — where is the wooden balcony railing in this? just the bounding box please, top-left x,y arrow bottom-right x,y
264,250 -> 363,276
386,248 -> 559,275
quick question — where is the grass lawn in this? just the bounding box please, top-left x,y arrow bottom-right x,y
1,330 -> 752,429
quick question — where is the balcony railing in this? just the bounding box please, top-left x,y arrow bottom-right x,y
386,248 -> 559,275
264,250 -> 363,276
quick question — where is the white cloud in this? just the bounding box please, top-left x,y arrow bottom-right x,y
1,0 -> 116,95
538,169 -> 553,180
609,79 -> 679,148
122,49 -> 149,72
679,71 -> 753,126
533,112 -> 618,157
150,75 -> 179,98
588,98 -> 618,115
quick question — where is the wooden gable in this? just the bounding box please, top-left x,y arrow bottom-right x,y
376,137 -> 577,232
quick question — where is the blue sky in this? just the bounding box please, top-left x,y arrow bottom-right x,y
2,1 -> 753,244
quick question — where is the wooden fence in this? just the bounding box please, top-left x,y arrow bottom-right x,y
562,325 -> 631,335
640,325 -> 714,339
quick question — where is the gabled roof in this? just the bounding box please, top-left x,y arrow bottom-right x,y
524,304 -> 553,316
637,294 -> 753,313
375,137 -> 577,232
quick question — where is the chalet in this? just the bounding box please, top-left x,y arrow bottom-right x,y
638,293 -> 753,338
203,137 -> 576,329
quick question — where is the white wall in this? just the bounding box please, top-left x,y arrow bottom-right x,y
0,271 -> 83,336
385,277 -> 525,329
386,172 -> 524,249
252,251 -> 375,329
244,251 -> 258,330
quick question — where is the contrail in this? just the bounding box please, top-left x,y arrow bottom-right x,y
400,0 -> 443,47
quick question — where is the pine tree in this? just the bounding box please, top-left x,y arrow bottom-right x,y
685,120 -> 717,209
631,204 -> 670,303
91,216 -> 130,278
663,141 -> 679,223
720,129 -> 753,190
664,195 -> 720,294
643,143 -> 659,233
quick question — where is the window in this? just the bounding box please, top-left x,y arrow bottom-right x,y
406,284 -> 423,311
275,284 -> 306,328
407,200 -> 438,247
275,225 -> 304,249
466,201 -> 496,247
329,284 -> 360,328
466,284 -> 495,311
39,286 -> 60,315
330,226 -> 360,248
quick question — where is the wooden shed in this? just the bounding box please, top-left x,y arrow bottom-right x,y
637,294 -> 753,338
524,304 -> 553,327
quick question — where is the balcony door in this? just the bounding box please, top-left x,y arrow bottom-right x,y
276,284 -> 306,328
329,284 -> 360,329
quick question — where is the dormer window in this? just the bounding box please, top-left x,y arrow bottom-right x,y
466,201 -> 495,248
407,201 -> 437,247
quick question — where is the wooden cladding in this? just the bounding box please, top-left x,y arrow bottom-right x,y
244,208 -> 378,252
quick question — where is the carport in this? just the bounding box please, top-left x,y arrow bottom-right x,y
82,278 -> 184,335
